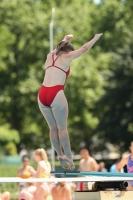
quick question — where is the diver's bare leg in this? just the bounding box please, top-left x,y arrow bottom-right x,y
51,90 -> 75,170
38,98 -> 63,156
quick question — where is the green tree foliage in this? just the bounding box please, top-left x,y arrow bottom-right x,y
93,0 -> 133,153
4,142 -> 18,155
0,124 -> 19,144
0,124 -> 19,155
0,0 -> 132,155
95,36 -> 133,153
0,0 -> 51,152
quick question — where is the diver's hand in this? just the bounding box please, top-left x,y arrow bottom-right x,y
94,33 -> 103,40
62,34 -> 73,41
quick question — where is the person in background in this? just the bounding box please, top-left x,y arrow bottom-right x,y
78,148 -> 98,191
19,185 -> 36,200
0,192 -> 10,200
51,182 -> 71,200
19,149 -> 51,200
18,155 -> 36,200
110,159 -> 124,173
117,141 -> 133,190
31,148 -> 51,200
78,148 -> 98,172
98,161 -> 108,172
17,155 -> 35,182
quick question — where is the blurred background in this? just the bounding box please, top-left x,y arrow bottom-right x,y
0,0 -> 133,174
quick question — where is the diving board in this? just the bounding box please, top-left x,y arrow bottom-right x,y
50,171 -> 133,199
51,171 -> 133,177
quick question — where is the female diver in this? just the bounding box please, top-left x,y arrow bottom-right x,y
38,33 -> 103,170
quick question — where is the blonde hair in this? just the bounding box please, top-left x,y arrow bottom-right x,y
34,148 -> 48,162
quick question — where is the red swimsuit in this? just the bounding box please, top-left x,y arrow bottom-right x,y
38,54 -> 70,107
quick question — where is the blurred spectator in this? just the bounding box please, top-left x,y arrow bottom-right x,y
17,155 -> 36,200
51,182 -> 71,200
78,148 -> 98,171
117,141 -> 133,190
31,148 -> 51,200
19,185 -> 36,200
98,161 -> 108,172
17,155 -> 35,179
0,191 -> 10,200
77,148 -> 98,191
17,155 -> 35,189
110,159 -> 124,173
19,148 -> 52,200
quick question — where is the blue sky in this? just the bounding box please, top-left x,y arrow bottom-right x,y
94,0 -> 101,4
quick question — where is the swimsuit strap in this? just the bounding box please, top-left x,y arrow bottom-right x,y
45,54 -> 60,70
45,65 -> 70,76
53,66 -> 67,74
45,54 -> 70,77
52,54 -> 60,65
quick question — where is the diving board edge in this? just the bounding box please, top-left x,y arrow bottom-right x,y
51,171 -> 133,177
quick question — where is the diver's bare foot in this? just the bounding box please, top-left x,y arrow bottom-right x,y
64,155 -> 75,170
58,155 -> 75,170
58,155 -> 69,169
